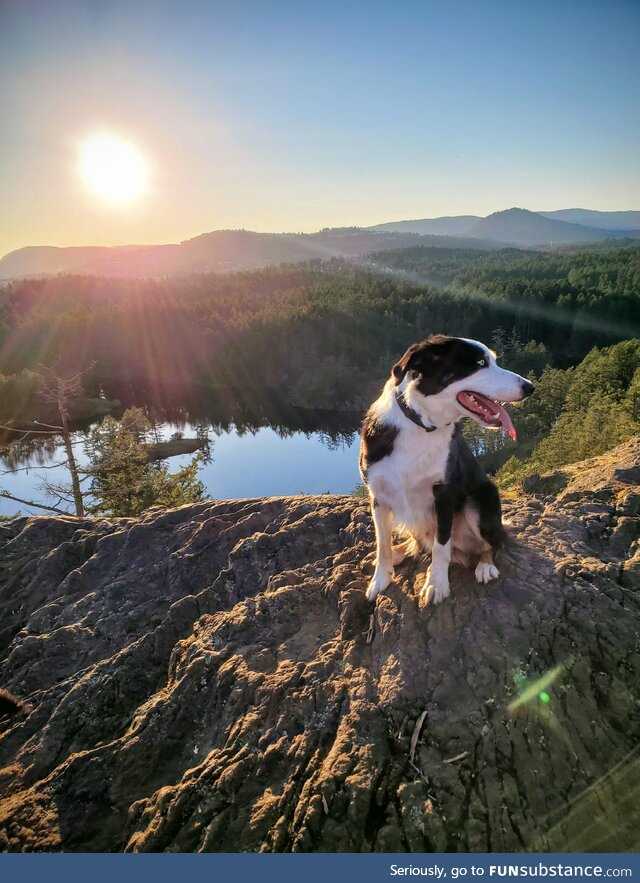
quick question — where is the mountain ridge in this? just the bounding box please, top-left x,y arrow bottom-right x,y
0,228 -> 504,280
368,215 -> 481,236
368,207 -> 640,243
539,208 -> 640,230
467,207 -> 624,246
2,208 -> 639,280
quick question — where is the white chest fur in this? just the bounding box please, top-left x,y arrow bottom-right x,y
366,419 -> 453,533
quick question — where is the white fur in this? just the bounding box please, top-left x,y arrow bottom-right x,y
366,502 -> 394,600
419,540 -> 451,606
475,561 -> 500,584
367,380 -> 454,536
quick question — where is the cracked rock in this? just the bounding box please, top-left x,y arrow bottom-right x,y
1,442 -> 640,852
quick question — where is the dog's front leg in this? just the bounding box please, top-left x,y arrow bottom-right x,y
366,498 -> 394,601
420,484 -> 454,607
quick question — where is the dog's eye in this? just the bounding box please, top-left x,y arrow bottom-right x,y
477,358 -> 486,367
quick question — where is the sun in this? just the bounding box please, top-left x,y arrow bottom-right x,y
78,134 -> 149,204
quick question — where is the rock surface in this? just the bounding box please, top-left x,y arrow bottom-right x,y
1,440 -> 640,853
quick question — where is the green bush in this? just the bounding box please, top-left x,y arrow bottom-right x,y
497,340 -> 640,488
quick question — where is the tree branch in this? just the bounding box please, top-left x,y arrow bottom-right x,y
33,420 -> 64,430
0,423 -> 63,435
1,462 -> 69,476
0,491 -> 68,515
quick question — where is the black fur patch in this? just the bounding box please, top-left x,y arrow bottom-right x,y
468,481 -> 507,550
445,423 -> 487,490
443,425 -> 506,550
433,482 -> 455,545
392,335 -> 487,397
359,411 -> 398,480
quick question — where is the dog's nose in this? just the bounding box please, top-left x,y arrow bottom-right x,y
520,379 -> 535,398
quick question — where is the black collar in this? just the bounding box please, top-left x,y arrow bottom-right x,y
395,390 -> 437,432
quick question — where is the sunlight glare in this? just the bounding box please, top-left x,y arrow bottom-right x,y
508,663 -> 565,713
78,134 -> 148,204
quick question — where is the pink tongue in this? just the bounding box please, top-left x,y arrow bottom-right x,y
493,401 -> 517,440
473,393 -> 517,440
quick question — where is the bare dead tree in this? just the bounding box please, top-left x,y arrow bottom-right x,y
1,364 -> 95,517
37,366 -> 94,517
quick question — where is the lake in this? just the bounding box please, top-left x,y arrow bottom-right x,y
0,384 -> 364,517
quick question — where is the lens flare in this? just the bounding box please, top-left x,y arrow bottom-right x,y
78,134 -> 148,204
508,663 -> 564,713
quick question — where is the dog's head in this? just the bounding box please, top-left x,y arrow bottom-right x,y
392,335 -> 534,438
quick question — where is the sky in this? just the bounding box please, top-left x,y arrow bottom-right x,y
0,0 -> 639,256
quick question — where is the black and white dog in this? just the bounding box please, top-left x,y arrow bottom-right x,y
359,335 -> 534,607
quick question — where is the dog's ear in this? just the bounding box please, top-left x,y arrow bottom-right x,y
392,340 -> 443,385
392,343 -> 423,385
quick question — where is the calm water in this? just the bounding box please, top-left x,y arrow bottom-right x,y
0,385 -> 363,517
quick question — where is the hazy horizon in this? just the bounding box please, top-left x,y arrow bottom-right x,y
4,204 -> 640,258
1,0 -> 639,256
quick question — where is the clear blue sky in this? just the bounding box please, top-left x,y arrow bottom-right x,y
1,0 -> 639,254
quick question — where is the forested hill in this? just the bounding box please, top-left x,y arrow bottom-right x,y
1,246 -> 638,387
3,209 -> 640,281
0,228 -> 503,280
467,207 -> 636,246
0,245 -> 638,425
365,243 -> 640,334
368,209 -> 640,238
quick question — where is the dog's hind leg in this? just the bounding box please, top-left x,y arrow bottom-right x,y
366,499 -> 394,601
475,547 -> 500,584
468,481 -> 504,585
392,538 -> 414,566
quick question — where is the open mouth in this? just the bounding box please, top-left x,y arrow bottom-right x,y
456,391 -> 517,440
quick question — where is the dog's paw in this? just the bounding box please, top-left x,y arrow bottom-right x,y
475,561 -> 499,584
366,567 -> 394,601
418,564 -> 450,607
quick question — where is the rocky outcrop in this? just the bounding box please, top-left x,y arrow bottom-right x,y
1,440 -> 639,853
